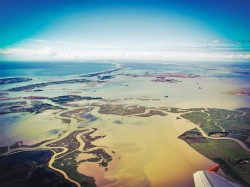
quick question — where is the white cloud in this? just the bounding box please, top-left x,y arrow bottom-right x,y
210,39 -> 223,44
200,39 -> 250,45
0,47 -> 58,59
1,46 -> 249,62
1,39 -> 249,62
24,38 -> 115,49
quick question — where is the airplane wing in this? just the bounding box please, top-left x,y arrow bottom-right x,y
193,165 -> 243,187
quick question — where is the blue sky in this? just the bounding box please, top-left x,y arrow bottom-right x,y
0,0 -> 249,61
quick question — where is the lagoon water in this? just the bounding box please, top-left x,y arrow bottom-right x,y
0,61 -> 249,187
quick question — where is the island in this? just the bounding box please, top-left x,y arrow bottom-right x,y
7,78 -> 97,92
121,72 -> 200,78
0,77 -> 32,85
50,95 -> 102,105
227,88 -> 250,97
79,66 -> 122,77
0,101 -> 64,114
151,78 -> 182,83
95,103 -> 146,116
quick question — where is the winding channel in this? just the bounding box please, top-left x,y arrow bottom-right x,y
43,109 -> 93,187
48,149 -> 81,187
177,109 -> 250,153
185,116 -> 250,153
4,106 -> 249,187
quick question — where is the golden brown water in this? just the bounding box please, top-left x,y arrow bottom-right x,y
4,74 -> 248,187
78,109 -> 216,187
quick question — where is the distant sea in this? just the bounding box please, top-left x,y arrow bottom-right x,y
0,61 -> 249,79
0,62 -> 118,78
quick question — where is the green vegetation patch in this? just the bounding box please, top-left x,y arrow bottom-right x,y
50,95 -> 102,105
98,104 -> 146,116
0,102 -> 64,115
0,150 -> 76,187
180,108 -> 250,146
53,150 -> 96,187
180,129 -> 250,186
137,110 -> 167,117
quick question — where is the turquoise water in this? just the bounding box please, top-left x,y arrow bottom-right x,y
1,61 -> 249,78
0,62 -> 117,78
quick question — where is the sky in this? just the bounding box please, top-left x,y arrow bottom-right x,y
0,0 -> 250,61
